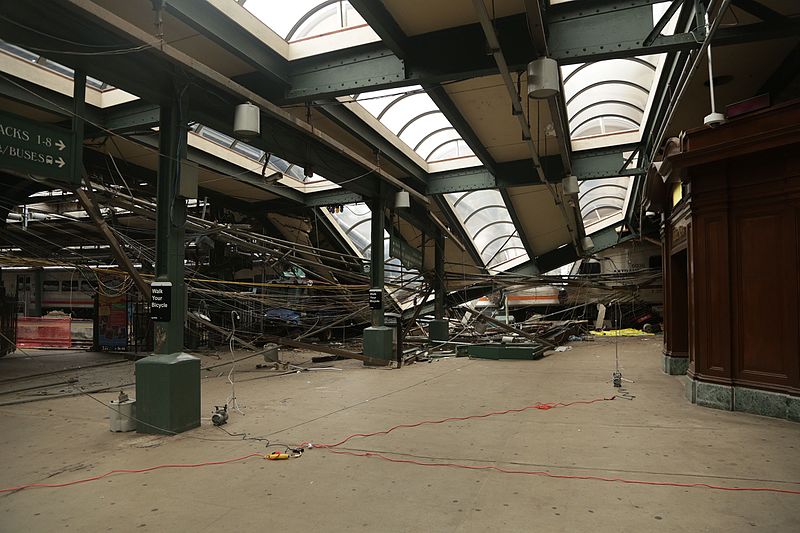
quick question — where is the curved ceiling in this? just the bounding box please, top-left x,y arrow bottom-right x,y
241,0 -> 369,43
445,189 -> 529,272
355,86 -> 475,163
562,57 -> 659,140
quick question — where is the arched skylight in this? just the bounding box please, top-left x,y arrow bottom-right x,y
326,203 -> 423,305
562,56 -> 658,140
578,176 -> 634,231
445,190 -> 529,272
241,0 -> 370,43
354,86 -> 475,163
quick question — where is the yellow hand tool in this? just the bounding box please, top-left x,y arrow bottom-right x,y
267,452 -> 289,460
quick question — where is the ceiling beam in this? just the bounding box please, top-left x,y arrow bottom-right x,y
102,101 -> 161,134
348,0 -> 408,58
164,0 -> 289,90
427,144 -> 642,195
427,85 -> 541,266
280,8 -> 800,103
316,100 -> 425,184
128,133 -> 306,203
758,42 -> 800,101
0,0 -> 427,204
0,71 -> 102,125
304,188 -> 363,208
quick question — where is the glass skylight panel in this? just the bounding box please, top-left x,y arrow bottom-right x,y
444,190 -> 529,272
231,141 -> 265,161
193,124 -> 339,188
579,176 -> 633,230
198,126 -> 236,148
330,203 -> 374,256
242,0 -> 369,42
0,41 -> 117,91
562,57 -> 658,140
355,86 -> 475,163
327,204 -> 422,305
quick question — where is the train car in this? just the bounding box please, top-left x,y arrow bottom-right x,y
567,240 -> 663,307
2,268 -> 97,318
473,285 -> 565,309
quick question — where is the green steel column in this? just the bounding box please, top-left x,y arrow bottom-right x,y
370,195 -> 385,327
434,230 -> 445,320
135,96 -> 199,435
153,102 -> 187,354
362,194 -> 392,363
428,230 -> 449,342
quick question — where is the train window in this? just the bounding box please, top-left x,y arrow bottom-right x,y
579,262 -> 601,275
61,280 -> 79,292
16,275 -> 30,291
43,280 -> 60,292
80,280 -> 94,292
649,255 -> 663,269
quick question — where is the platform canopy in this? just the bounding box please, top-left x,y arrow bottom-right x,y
1,0 -> 798,285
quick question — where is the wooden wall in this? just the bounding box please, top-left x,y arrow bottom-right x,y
665,102 -> 800,395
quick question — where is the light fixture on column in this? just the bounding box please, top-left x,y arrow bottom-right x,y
562,174 -> 580,195
527,57 -> 560,99
394,190 -> 410,209
581,236 -> 595,252
233,102 -> 260,137
702,13 -> 725,128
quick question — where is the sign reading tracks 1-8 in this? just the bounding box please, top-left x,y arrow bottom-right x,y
0,110 -> 75,183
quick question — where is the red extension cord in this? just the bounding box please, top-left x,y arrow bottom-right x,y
2,397 -> 799,495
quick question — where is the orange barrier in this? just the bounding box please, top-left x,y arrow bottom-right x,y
16,317 -> 72,349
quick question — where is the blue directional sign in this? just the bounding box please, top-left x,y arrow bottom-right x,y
0,110 -> 75,182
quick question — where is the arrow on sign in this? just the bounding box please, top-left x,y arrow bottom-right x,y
55,139 -> 66,152
55,157 -> 65,168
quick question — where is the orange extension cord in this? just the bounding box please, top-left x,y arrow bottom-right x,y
2,397 -> 799,495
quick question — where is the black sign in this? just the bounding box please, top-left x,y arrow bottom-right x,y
150,282 -> 172,321
368,288 -> 383,310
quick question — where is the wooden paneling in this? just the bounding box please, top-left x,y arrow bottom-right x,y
690,213 -> 731,381
661,101 -> 800,395
730,206 -> 799,391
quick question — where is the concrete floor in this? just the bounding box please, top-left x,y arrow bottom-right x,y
1,336 -> 799,532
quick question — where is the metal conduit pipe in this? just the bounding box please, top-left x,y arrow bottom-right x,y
470,0 -> 580,251
649,0 -> 732,161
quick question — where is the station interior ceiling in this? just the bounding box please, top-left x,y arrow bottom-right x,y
0,0 -> 798,326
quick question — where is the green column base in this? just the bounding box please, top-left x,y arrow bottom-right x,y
363,326 -> 392,365
428,319 -> 449,342
662,353 -> 689,375
135,352 -> 200,434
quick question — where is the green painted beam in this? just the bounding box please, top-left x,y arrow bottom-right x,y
317,100 -> 425,184
281,6 -> 800,102
164,0 -> 289,88
426,145 -> 643,195
0,72 -> 102,126
288,46 -> 406,102
102,102 -> 160,134
500,187 -> 537,263
348,0 -> 409,58
304,188 -> 363,207
153,101 -> 187,355
426,166 -> 498,195
572,144 -> 643,180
